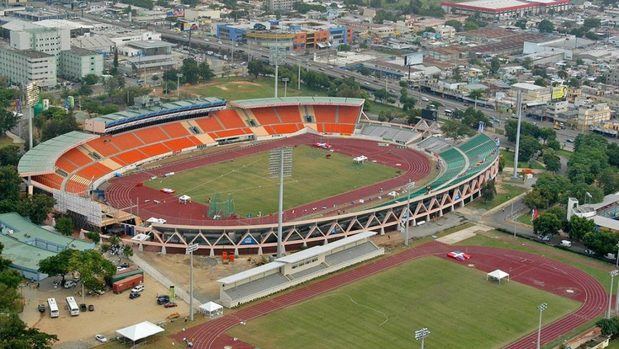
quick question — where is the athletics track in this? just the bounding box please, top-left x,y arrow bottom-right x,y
175,241 -> 606,349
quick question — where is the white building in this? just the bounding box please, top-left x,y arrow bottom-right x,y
577,103 -> 612,129
58,47 -> 103,81
0,48 -> 57,87
10,26 -> 70,55
267,0 -> 296,12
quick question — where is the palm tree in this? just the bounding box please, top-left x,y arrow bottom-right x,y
468,89 -> 484,109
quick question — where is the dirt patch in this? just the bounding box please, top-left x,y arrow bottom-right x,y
21,273 -> 188,347
136,251 -> 256,301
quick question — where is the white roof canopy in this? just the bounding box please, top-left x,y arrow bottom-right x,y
116,321 -> 164,342
487,269 -> 509,281
199,301 -> 223,312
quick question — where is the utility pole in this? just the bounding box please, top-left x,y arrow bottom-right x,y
186,243 -> 199,321
282,77 -> 289,97
512,90 -> 523,179
537,303 -> 548,349
297,63 -> 301,90
177,73 -> 183,98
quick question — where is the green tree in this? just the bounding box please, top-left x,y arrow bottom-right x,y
0,313 -> 58,348
583,230 -> 619,256
599,167 -> 619,195
198,61 -> 215,82
489,56 -> 501,75
82,74 -> 99,85
537,19 -> 555,33
373,88 -> 390,102
181,58 -> 200,85
85,231 -> 100,244
38,249 -> 76,285
568,215 -> 595,241
441,119 -> 474,139
468,89 -> 484,102
444,20 -> 463,32
532,211 -> 562,236
515,19 -> 527,29
0,109 -> 18,135
481,180 -> 496,202
0,165 -> 21,202
542,150 -> 561,172
69,250 -> 116,291
17,194 -> 55,224
55,216 -> 74,236
122,244 -> 134,258
517,135 -> 542,162
596,317 -> 619,336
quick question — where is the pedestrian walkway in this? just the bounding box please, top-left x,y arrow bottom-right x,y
436,224 -> 492,245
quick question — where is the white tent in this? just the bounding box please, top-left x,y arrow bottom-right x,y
353,155 -> 368,164
199,301 -> 223,318
179,195 -> 191,204
486,269 -> 510,284
116,321 -> 164,344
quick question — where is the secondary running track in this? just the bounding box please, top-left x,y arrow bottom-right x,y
176,241 -> 606,349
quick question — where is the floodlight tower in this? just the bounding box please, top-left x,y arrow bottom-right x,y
608,270 -> 619,319
536,303 -> 548,349
512,90 -> 523,179
269,147 -> 293,257
414,327 -> 430,349
186,243 -> 199,321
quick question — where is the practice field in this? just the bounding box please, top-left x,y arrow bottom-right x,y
145,145 -> 399,217
228,257 -> 579,349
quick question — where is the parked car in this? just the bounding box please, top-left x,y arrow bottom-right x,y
95,334 -> 108,343
63,280 -> 76,289
37,304 -> 46,313
164,302 -> 177,308
88,304 -> 95,311
129,292 -> 141,299
157,295 -> 170,305
131,284 -> 145,293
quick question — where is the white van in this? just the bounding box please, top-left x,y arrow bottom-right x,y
131,284 -> 145,293
560,240 -> 572,248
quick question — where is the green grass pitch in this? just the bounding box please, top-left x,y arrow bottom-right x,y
145,145 -> 400,217
227,257 -> 579,349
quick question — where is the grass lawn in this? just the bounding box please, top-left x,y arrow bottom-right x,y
182,77 -> 327,101
517,212 -> 533,225
469,182 -> 527,210
228,257 -> 578,349
501,149 -> 545,170
0,135 -> 14,147
145,145 -> 399,216
556,149 -> 573,159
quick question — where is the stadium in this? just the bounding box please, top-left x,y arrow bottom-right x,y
18,96 -> 500,255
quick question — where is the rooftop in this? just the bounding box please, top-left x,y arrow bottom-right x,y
512,82 -> 546,91
127,40 -> 175,50
230,97 -> 365,109
68,46 -> 98,56
18,131 -> 98,176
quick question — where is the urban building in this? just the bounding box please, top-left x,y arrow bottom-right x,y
441,0 -> 571,21
9,25 -> 70,55
568,193 -> 619,233
267,0 -> 297,12
577,103 -> 612,130
58,47 -> 103,81
511,82 -> 551,106
0,47 -> 57,87
608,69 -> 619,87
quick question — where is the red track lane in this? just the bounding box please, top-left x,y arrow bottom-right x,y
104,134 -> 432,225
175,242 -> 606,349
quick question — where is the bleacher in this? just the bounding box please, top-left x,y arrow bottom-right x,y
218,232 -> 383,308
357,123 -> 420,144
417,136 -> 452,153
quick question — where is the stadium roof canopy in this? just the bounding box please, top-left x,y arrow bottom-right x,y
90,97 -> 226,128
18,131 -> 98,176
230,96 -> 365,109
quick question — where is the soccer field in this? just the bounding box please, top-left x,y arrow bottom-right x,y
145,145 -> 399,217
228,257 -> 579,349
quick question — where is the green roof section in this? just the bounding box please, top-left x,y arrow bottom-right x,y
230,97 -> 365,109
0,212 -> 94,252
0,234 -> 55,272
18,131 -> 98,176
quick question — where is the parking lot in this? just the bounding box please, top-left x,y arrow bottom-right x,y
20,273 -> 188,348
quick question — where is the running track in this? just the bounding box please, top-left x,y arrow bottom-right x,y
105,134 -> 432,225
176,241 -> 606,349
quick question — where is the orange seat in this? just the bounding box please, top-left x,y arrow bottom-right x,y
65,178 -> 87,194
112,150 -> 148,165
195,116 -> 224,132
251,107 -> 280,125
110,133 -> 144,151
271,124 -> 302,134
160,122 -> 191,138
163,138 -> 196,152
33,174 -> 63,190
77,163 -> 112,180
87,137 -> 121,157
275,106 -> 302,123
139,143 -> 171,157
133,127 -> 170,144
314,106 -> 337,124
338,106 -> 361,124
56,148 -> 92,173
215,129 -> 246,139
215,110 -> 247,129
